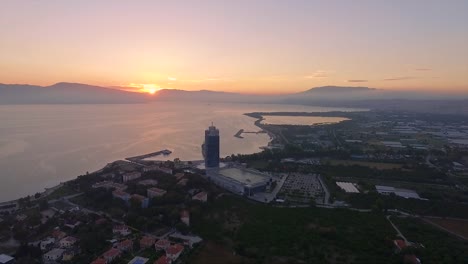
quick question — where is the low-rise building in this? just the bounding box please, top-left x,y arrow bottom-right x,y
138,179 -> 158,186
113,225 -> 131,236
131,194 -> 149,208
154,239 -> 171,251
43,248 -> 65,262
59,236 -> 78,248
117,239 -> 133,252
139,236 -> 156,249
154,255 -> 171,264
192,191 -> 208,202
91,258 -> 107,264
147,187 -> 167,198
113,190 -> 131,202
123,172 -> 142,183
40,237 -> 55,251
174,173 -> 185,181
102,248 -> 121,263
166,244 -> 184,261
92,181 -> 127,190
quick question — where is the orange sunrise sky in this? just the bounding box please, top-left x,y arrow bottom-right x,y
0,1 -> 467,94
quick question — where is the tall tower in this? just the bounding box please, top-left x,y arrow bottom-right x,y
203,124 -> 220,168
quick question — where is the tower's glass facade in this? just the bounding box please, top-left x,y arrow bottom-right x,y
203,125 -> 220,168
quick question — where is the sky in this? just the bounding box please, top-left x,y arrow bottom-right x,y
0,0 -> 467,94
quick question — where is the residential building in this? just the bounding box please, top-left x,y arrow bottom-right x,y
62,248 -> 80,261
117,239 -> 133,252
113,225 -> 131,236
102,248 -> 121,263
154,255 -> 171,264
202,124 -> 220,168
92,181 -> 127,190
112,190 -> 131,202
166,244 -> 184,261
59,236 -> 78,248
51,229 -> 66,240
192,191 -> 208,202
174,173 -> 185,181
91,258 -> 107,264
131,194 -> 149,208
123,172 -> 141,183
154,239 -> 171,251
40,237 -> 55,251
139,236 -> 156,249
43,248 -> 65,262
138,179 -> 158,186
147,187 -> 167,198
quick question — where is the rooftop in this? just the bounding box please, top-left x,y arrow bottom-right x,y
218,167 -> 269,186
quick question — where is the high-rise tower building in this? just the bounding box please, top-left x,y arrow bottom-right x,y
202,124 -> 220,168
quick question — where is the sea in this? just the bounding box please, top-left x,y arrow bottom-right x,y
0,102 -> 360,202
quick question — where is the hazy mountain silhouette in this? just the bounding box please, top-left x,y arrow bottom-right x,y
0,82 -> 148,104
1,83 -> 467,114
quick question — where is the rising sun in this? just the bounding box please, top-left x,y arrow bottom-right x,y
142,84 -> 159,94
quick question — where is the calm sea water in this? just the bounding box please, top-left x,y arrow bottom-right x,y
0,102 -> 358,201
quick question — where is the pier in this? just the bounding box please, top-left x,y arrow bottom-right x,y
125,149 -> 172,161
234,129 -> 266,139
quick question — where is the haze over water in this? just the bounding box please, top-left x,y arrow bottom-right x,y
0,102 -> 360,202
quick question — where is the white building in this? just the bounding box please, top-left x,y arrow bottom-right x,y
43,248 -> 65,262
123,172 -> 141,183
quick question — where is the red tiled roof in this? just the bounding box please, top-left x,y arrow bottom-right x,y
155,239 -> 170,248
91,258 -> 107,264
166,244 -> 184,255
118,239 -> 133,249
180,210 -> 189,218
140,236 -> 155,245
403,254 -> 421,264
193,192 -> 207,200
131,194 -> 147,201
103,248 -> 121,258
154,255 -> 171,264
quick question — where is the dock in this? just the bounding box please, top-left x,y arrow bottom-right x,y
234,129 -> 266,139
125,149 -> 172,161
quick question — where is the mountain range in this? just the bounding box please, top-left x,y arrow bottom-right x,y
1,82 -> 467,115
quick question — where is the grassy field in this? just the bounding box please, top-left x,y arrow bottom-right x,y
326,159 -> 403,170
423,217 -> 468,239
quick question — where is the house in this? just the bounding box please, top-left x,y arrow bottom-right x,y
64,219 -> 81,229
40,237 -> 55,251
91,258 -> 107,264
154,255 -> 171,264
123,172 -> 141,183
0,254 -> 14,264
166,244 -> 184,261
116,239 -> 133,252
59,236 -> 78,248
43,248 -> 65,262
102,248 -> 121,263
128,256 -> 149,264
192,192 -> 208,202
62,248 -> 80,261
147,187 -> 167,198
113,225 -> 131,236
51,229 -> 67,240
131,194 -> 149,208
92,181 -> 127,190
112,190 -> 131,202
154,239 -> 171,251
140,236 -> 156,249
138,179 -> 158,186
181,210 -> 190,226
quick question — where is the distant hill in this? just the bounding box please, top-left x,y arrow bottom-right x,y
300,86 -> 377,94
0,82 -> 148,104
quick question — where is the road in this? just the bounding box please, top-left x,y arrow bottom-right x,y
386,215 -> 407,242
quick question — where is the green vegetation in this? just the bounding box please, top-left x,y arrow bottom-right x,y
191,196 -> 399,264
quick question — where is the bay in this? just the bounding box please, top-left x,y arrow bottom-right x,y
0,102 -> 359,201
